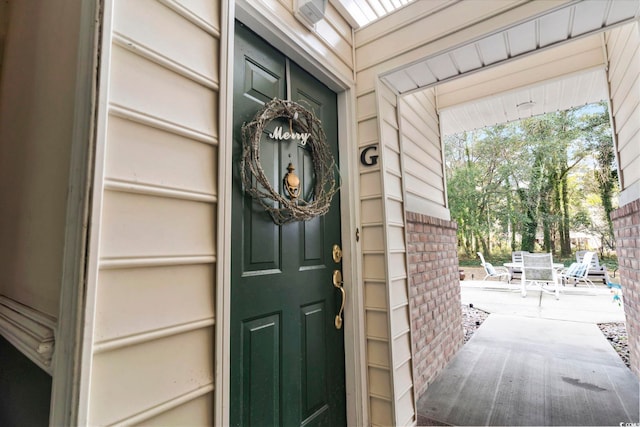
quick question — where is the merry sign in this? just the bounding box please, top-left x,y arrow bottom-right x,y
269,126 -> 311,145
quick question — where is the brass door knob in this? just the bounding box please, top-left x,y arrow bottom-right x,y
333,270 -> 345,329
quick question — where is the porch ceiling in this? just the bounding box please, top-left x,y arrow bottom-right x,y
382,0 -> 640,136
381,0 -> 640,95
439,66 -> 608,136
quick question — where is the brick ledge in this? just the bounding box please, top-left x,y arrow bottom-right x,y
406,211 -> 458,230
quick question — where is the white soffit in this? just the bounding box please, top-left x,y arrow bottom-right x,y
381,0 -> 640,94
332,0 -> 417,28
439,67 -> 609,137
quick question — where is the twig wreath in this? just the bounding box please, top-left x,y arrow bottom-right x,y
241,98 -> 339,225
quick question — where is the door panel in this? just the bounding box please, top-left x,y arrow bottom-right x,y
289,62 -> 345,427
244,60 -> 281,103
241,314 -> 281,426
232,22 -> 345,427
243,127 -> 280,274
234,24 -> 285,278
301,302 -> 328,414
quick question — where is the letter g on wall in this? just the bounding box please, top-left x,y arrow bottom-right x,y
360,145 -> 379,166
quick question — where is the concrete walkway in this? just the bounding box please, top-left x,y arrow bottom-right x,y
417,281 -> 639,426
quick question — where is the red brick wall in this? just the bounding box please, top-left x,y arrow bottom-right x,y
611,199 -> 640,377
406,211 -> 464,396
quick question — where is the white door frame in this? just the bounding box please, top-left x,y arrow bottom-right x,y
49,0 -> 106,425
216,2 -> 367,426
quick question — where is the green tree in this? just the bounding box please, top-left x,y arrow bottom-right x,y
580,102 -> 618,250
445,102 -> 616,258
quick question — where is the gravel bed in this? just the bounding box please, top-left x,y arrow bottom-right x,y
598,322 -> 630,368
461,304 -> 489,344
461,305 -> 630,369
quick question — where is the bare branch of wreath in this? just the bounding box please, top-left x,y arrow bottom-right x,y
241,98 -> 339,225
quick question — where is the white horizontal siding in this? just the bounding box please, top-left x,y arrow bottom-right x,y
314,12 -> 353,66
109,44 -> 217,139
607,22 -> 640,206
360,117 -> 380,144
362,225 -> 385,252
359,88 -> 395,423
275,0 -> 353,68
391,301 -> 411,337
246,0 -> 354,84
87,0 -> 219,424
403,160 -> 445,194
361,199 -> 384,224
608,24 -> 640,104
105,116 -> 218,196
364,254 -> 387,279
389,253 -> 407,281
358,91 -> 378,120
384,147 -> 402,175
386,198 -> 405,224
362,81 -> 415,425
94,265 -> 215,344
170,0 -> 220,29
135,393 -> 214,426
393,333 -> 412,365
358,70 -> 386,400
385,173 -> 404,201
619,129 -> 640,171
396,388 -> 416,426
370,396 -> 394,427
113,0 -> 219,85
365,282 -> 388,311
404,194 -> 451,220
402,122 -> 440,162
100,191 -> 215,258
369,366 -> 393,399
387,226 -> 406,252
368,340 -> 390,367
367,310 -> 390,340
399,89 -> 448,219
88,328 -> 214,426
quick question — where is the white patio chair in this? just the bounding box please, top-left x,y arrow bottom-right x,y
576,250 -> 610,284
521,253 -> 560,299
507,250 -> 529,282
561,251 -> 596,288
477,252 -> 510,283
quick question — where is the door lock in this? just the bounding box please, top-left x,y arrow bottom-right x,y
332,244 -> 342,263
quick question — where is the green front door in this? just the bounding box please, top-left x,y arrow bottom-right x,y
230,22 -> 346,427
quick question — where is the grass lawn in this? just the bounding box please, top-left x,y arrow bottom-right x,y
458,252 -> 618,272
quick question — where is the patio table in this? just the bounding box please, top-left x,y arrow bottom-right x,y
504,262 -> 564,270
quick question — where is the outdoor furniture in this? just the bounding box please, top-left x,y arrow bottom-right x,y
576,250 -> 610,284
561,251 -> 595,288
477,252 -> 510,283
521,253 -> 560,299
507,251 -> 529,282
504,260 -> 564,271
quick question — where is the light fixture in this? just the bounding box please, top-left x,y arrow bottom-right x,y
516,101 -> 536,111
295,0 -> 327,25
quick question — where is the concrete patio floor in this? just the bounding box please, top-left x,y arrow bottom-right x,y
416,280 -> 639,426
460,279 -> 626,323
